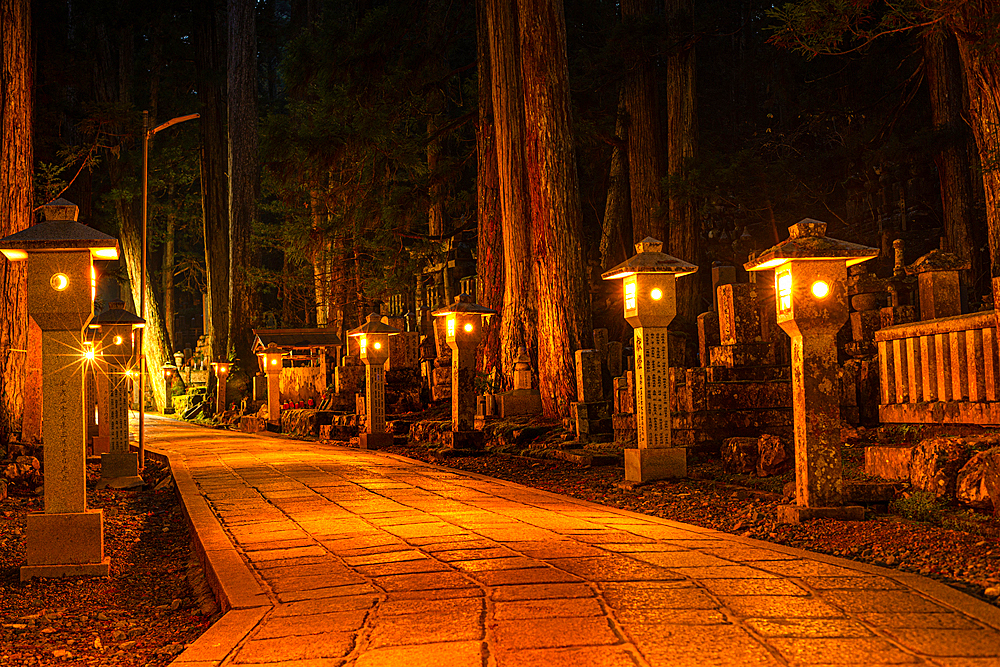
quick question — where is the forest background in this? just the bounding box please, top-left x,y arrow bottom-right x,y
0,0 -> 998,445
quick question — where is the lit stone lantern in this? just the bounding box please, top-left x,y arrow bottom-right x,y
89,300 -> 145,489
745,219 -> 878,523
432,294 -> 497,449
602,238 -> 698,482
161,362 -> 178,414
257,342 -> 287,426
211,361 -> 231,416
347,314 -> 402,449
0,198 -> 119,579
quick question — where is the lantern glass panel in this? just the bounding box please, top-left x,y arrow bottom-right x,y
777,271 -> 792,313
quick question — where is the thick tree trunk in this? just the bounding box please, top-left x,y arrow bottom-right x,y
487,0 -> 537,382
427,0 -> 448,239
951,4 -> 1000,297
194,0 -> 229,364
227,0 -> 258,371
924,27 -> 979,299
517,0 -> 593,417
665,0 -> 699,328
163,183 -> 176,350
600,89 -> 632,271
476,0 -> 503,380
0,0 -> 31,447
622,0 -> 667,243
310,191 -> 327,327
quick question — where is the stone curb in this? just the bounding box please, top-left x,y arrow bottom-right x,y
369,445 -> 1000,631
149,445 -> 273,666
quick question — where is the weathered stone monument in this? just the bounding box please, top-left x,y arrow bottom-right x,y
498,346 -> 542,417
602,237 -> 698,482
90,300 -> 145,489
907,245 -> 970,321
0,198 -> 119,579
571,349 -> 612,441
746,218 -> 878,523
347,314 -> 401,449
432,294 -> 497,449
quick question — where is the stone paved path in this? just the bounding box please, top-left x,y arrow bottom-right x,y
149,417 -> 1000,667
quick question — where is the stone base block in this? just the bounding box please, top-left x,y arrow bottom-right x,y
864,445 -> 913,480
499,389 -> 542,417
443,430 -> 484,451
99,451 -> 140,488
21,559 -> 110,581
359,432 -> 393,450
91,436 -> 110,455
624,447 -> 687,482
24,510 -> 106,576
776,504 -> 866,524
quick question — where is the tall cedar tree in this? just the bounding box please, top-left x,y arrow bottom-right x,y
622,0 -> 667,244
487,0 -> 537,381
0,0 -> 31,448
518,0 -> 593,416
476,0 -> 504,378
195,0 -> 230,364
666,0 -> 699,327
227,0 -> 259,370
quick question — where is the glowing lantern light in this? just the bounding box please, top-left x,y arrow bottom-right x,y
347,314 -> 402,449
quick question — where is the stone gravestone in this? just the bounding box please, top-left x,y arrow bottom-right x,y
498,347 -> 542,417
571,349 -> 611,441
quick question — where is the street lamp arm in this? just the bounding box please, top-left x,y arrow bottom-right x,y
149,113 -> 200,137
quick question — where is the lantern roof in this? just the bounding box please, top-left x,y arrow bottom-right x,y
89,300 -> 145,327
431,293 -> 498,317
161,362 -> 178,371
601,237 -> 698,280
347,313 -> 403,337
0,199 -> 120,260
745,219 -> 878,272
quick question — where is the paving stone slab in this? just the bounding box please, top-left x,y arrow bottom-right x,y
697,577 -> 810,597
613,608 -> 729,625
366,611 -> 484,649
549,556 -> 682,582
468,566 -> 582,587
493,646 -> 640,667
854,612 -> 982,629
744,617 -> 875,638
378,596 -> 484,616
491,583 -> 595,601
766,636 -> 920,664
252,610 -> 369,639
448,556 -> 540,572
627,624 -> 781,667
233,631 -> 356,662
373,571 -> 474,591
719,594 -> 846,618
883,628 -> 1000,656
276,583 -> 378,603
492,616 -> 618,651
803,575 -> 909,590
820,590 -> 950,614
353,559 -> 450,577
270,596 -> 379,617
493,597 -> 604,620
353,640 -> 484,667
432,547 -> 518,562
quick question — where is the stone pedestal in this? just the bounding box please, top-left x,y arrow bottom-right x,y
498,347 -> 542,417
98,374 -> 141,489
625,447 -> 686,481
21,510 -> 109,580
359,432 -> 393,450
266,367 -> 281,425
215,371 -> 229,415
776,504 -> 864,524
443,430 -> 483,450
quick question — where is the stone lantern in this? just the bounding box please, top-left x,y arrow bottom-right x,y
257,342 -> 287,426
89,300 -> 145,489
161,362 -> 178,414
211,361 -> 231,416
347,314 -> 402,449
0,198 -> 119,579
602,237 -> 698,482
432,294 -> 498,450
745,219 -> 878,523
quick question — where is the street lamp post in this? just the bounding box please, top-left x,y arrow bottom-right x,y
138,110 -> 199,468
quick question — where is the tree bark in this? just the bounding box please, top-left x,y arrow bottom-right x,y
950,3 -> 1000,299
194,0 -> 229,364
600,89 -> 632,271
665,0 -> 700,328
517,0 -> 593,417
622,0 -> 667,243
162,183 -> 176,350
310,191 -> 327,326
0,0 -> 31,448
488,0 -> 537,383
476,0 -> 503,380
924,26 -> 978,299
227,0 -> 258,371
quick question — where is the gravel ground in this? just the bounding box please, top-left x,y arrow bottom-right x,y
0,459 -> 217,666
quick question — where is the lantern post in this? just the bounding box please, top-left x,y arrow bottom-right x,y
347,314 -> 402,449
746,219 -> 878,523
602,238 -> 698,482
257,342 -> 287,427
0,198 -> 119,579
432,294 -> 497,450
